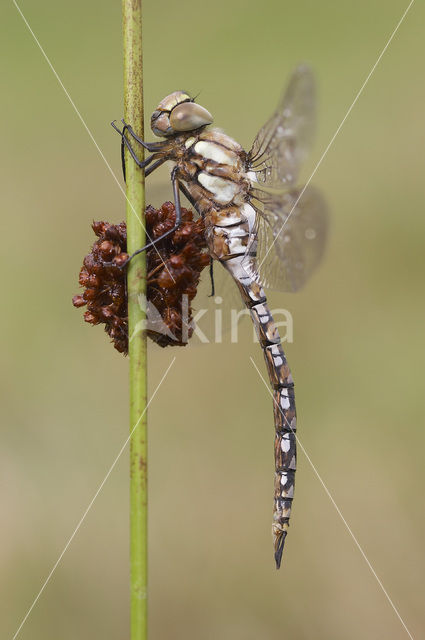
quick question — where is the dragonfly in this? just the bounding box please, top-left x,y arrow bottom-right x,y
114,65 -> 328,568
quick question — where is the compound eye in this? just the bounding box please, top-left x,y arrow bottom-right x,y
169,102 -> 213,132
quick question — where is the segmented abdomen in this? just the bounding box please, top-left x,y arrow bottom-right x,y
233,277 -> 297,569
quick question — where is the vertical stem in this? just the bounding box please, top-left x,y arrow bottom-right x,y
122,1 -> 147,639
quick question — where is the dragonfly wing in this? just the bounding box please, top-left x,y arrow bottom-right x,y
248,65 -> 316,189
243,185 -> 328,292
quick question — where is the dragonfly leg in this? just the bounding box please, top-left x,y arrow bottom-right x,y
117,168 -> 183,269
178,181 -> 196,208
111,120 -> 164,182
179,181 -> 214,294
120,120 -> 168,152
145,156 -> 166,177
208,258 -> 215,297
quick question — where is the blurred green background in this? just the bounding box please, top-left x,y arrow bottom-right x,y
1,1 -> 424,638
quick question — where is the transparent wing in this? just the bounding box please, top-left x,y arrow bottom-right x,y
242,185 -> 328,292
248,65 -> 316,189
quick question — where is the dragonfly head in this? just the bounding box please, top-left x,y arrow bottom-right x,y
151,91 -> 213,137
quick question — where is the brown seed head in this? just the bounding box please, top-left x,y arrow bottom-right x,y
73,203 -> 209,353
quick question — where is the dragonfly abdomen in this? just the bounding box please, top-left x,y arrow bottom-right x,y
235,279 -> 297,569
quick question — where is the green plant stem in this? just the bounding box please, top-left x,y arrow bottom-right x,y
122,1 -> 147,639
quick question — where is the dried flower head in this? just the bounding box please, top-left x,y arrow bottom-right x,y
73,202 -> 210,353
